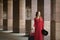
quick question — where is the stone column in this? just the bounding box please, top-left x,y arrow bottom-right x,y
31,0 -> 37,32
44,0 -> 51,40
19,0 -> 26,33
37,0 -> 44,18
13,0 -> 19,33
51,0 -> 56,40
56,0 -> 60,40
0,0 -> 3,30
8,0 -> 13,31
3,0 -> 8,30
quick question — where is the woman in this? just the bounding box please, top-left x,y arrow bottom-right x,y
34,11 -> 44,40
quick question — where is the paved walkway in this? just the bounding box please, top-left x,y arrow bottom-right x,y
0,30 -> 50,40
0,30 -> 28,40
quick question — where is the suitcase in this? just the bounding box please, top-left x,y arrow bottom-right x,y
28,32 -> 34,40
28,35 -> 34,40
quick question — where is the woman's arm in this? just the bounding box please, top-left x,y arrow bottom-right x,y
42,19 -> 44,29
40,17 -> 44,29
34,18 -> 36,27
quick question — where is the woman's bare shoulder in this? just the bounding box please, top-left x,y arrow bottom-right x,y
40,16 -> 43,21
34,17 -> 36,20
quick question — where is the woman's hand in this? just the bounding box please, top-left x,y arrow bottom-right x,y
31,27 -> 35,33
30,27 -> 35,36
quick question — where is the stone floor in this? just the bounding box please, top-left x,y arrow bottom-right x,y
0,30 -> 28,40
0,30 -> 50,40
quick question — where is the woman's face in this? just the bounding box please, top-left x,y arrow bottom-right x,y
38,12 -> 41,17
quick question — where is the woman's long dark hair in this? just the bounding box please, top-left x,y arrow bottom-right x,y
36,11 -> 41,17
36,12 -> 38,17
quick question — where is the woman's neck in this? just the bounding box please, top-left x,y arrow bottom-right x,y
36,16 -> 40,19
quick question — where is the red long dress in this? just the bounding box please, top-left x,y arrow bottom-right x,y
34,17 -> 44,40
